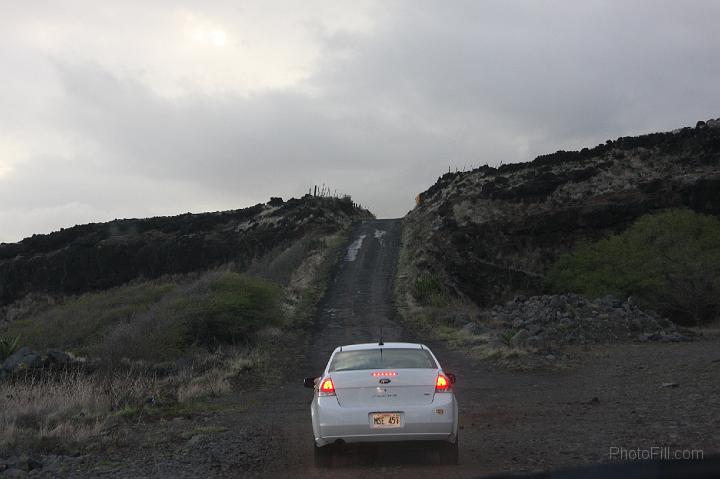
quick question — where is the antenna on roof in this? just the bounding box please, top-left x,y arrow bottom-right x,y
378,328 -> 384,346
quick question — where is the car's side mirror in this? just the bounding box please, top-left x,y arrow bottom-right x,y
446,373 -> 456,384
303,377 -> 318,389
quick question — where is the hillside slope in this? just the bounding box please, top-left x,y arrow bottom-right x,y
0,196 -> 371,307
402,119 -> 720,309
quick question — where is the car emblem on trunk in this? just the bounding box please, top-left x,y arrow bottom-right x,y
379,378 -> 391,384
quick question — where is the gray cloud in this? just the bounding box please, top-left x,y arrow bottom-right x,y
2,0 -> 719,242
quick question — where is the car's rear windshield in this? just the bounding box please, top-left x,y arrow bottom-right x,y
329,348 -> 437,371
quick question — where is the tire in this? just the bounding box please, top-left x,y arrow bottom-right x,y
314,443 -> 333,468
439,439 -> 459,465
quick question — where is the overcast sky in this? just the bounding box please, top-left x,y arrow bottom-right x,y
1,1 -> 719,243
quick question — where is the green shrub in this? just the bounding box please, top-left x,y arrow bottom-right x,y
174,272 -> 283,347
0,335 -> 20,362
413,273 -> 448,307
499,328 -> 518,346
547,209 -> 720,323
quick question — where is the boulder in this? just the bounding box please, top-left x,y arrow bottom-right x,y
596,295 -> 623,308
660,332 -> 685,342
461,322 -> 483,334
629,318 -> 643,331
2,347 -> 43,372
45,350 -> 72,367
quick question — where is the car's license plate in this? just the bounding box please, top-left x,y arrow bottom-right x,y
370,412 -> 403,428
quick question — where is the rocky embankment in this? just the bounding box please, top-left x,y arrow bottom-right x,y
403,119 -> 720,307
465,294 -> 687,351
0,196 -> 371,306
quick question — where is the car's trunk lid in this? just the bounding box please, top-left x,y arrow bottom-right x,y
331,369 -> 437,407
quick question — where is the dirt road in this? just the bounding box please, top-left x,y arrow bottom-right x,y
71,219 -> 720,478
241,219 -> 720,478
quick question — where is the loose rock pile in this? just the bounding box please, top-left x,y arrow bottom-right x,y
479,294 -> 687,349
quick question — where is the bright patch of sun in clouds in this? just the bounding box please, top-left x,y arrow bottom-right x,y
5,4 -> 377,99
193,28 -> 227,47
0,137 -> 26,177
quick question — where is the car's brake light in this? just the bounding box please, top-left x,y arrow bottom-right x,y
319,377 -> 335,396
435,373 -> 451,392
371,371 -> 398,377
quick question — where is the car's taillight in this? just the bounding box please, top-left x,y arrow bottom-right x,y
371,371 -> 397,377
318,377 -> 335,396
435,373 -> 451,392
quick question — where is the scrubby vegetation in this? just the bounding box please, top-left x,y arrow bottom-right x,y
173,272 -> 283,348
0,228 -> 350,452
2,272 -> 282,364
548,209 -> 720,323
0,270 -> 280,450
0,334 -> 19,362
0,346 -> 262,450
412,273 -> 448,307
3,281 -> 175,360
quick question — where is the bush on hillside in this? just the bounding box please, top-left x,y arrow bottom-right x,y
547,209 -> 720,323
175,271 -> 283,347
2,272 -> 283,364
413,273 -> 448,307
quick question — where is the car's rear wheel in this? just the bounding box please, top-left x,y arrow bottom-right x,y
314,443 -> 333,468
438,439 -> 459,465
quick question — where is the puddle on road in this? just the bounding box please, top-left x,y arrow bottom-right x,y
374,229 -> 386,246
345,234 -> 366,262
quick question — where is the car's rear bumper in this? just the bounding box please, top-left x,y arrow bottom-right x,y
312,393 -> 458,447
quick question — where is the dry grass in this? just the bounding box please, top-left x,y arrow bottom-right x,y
0,346 -> 263,451
685,319 -> 720,338
176,369 -> 231,403
176,347 -> 260,403
0,369 -> 158,450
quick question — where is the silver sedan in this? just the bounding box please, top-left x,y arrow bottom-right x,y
304,341 -> 459,466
